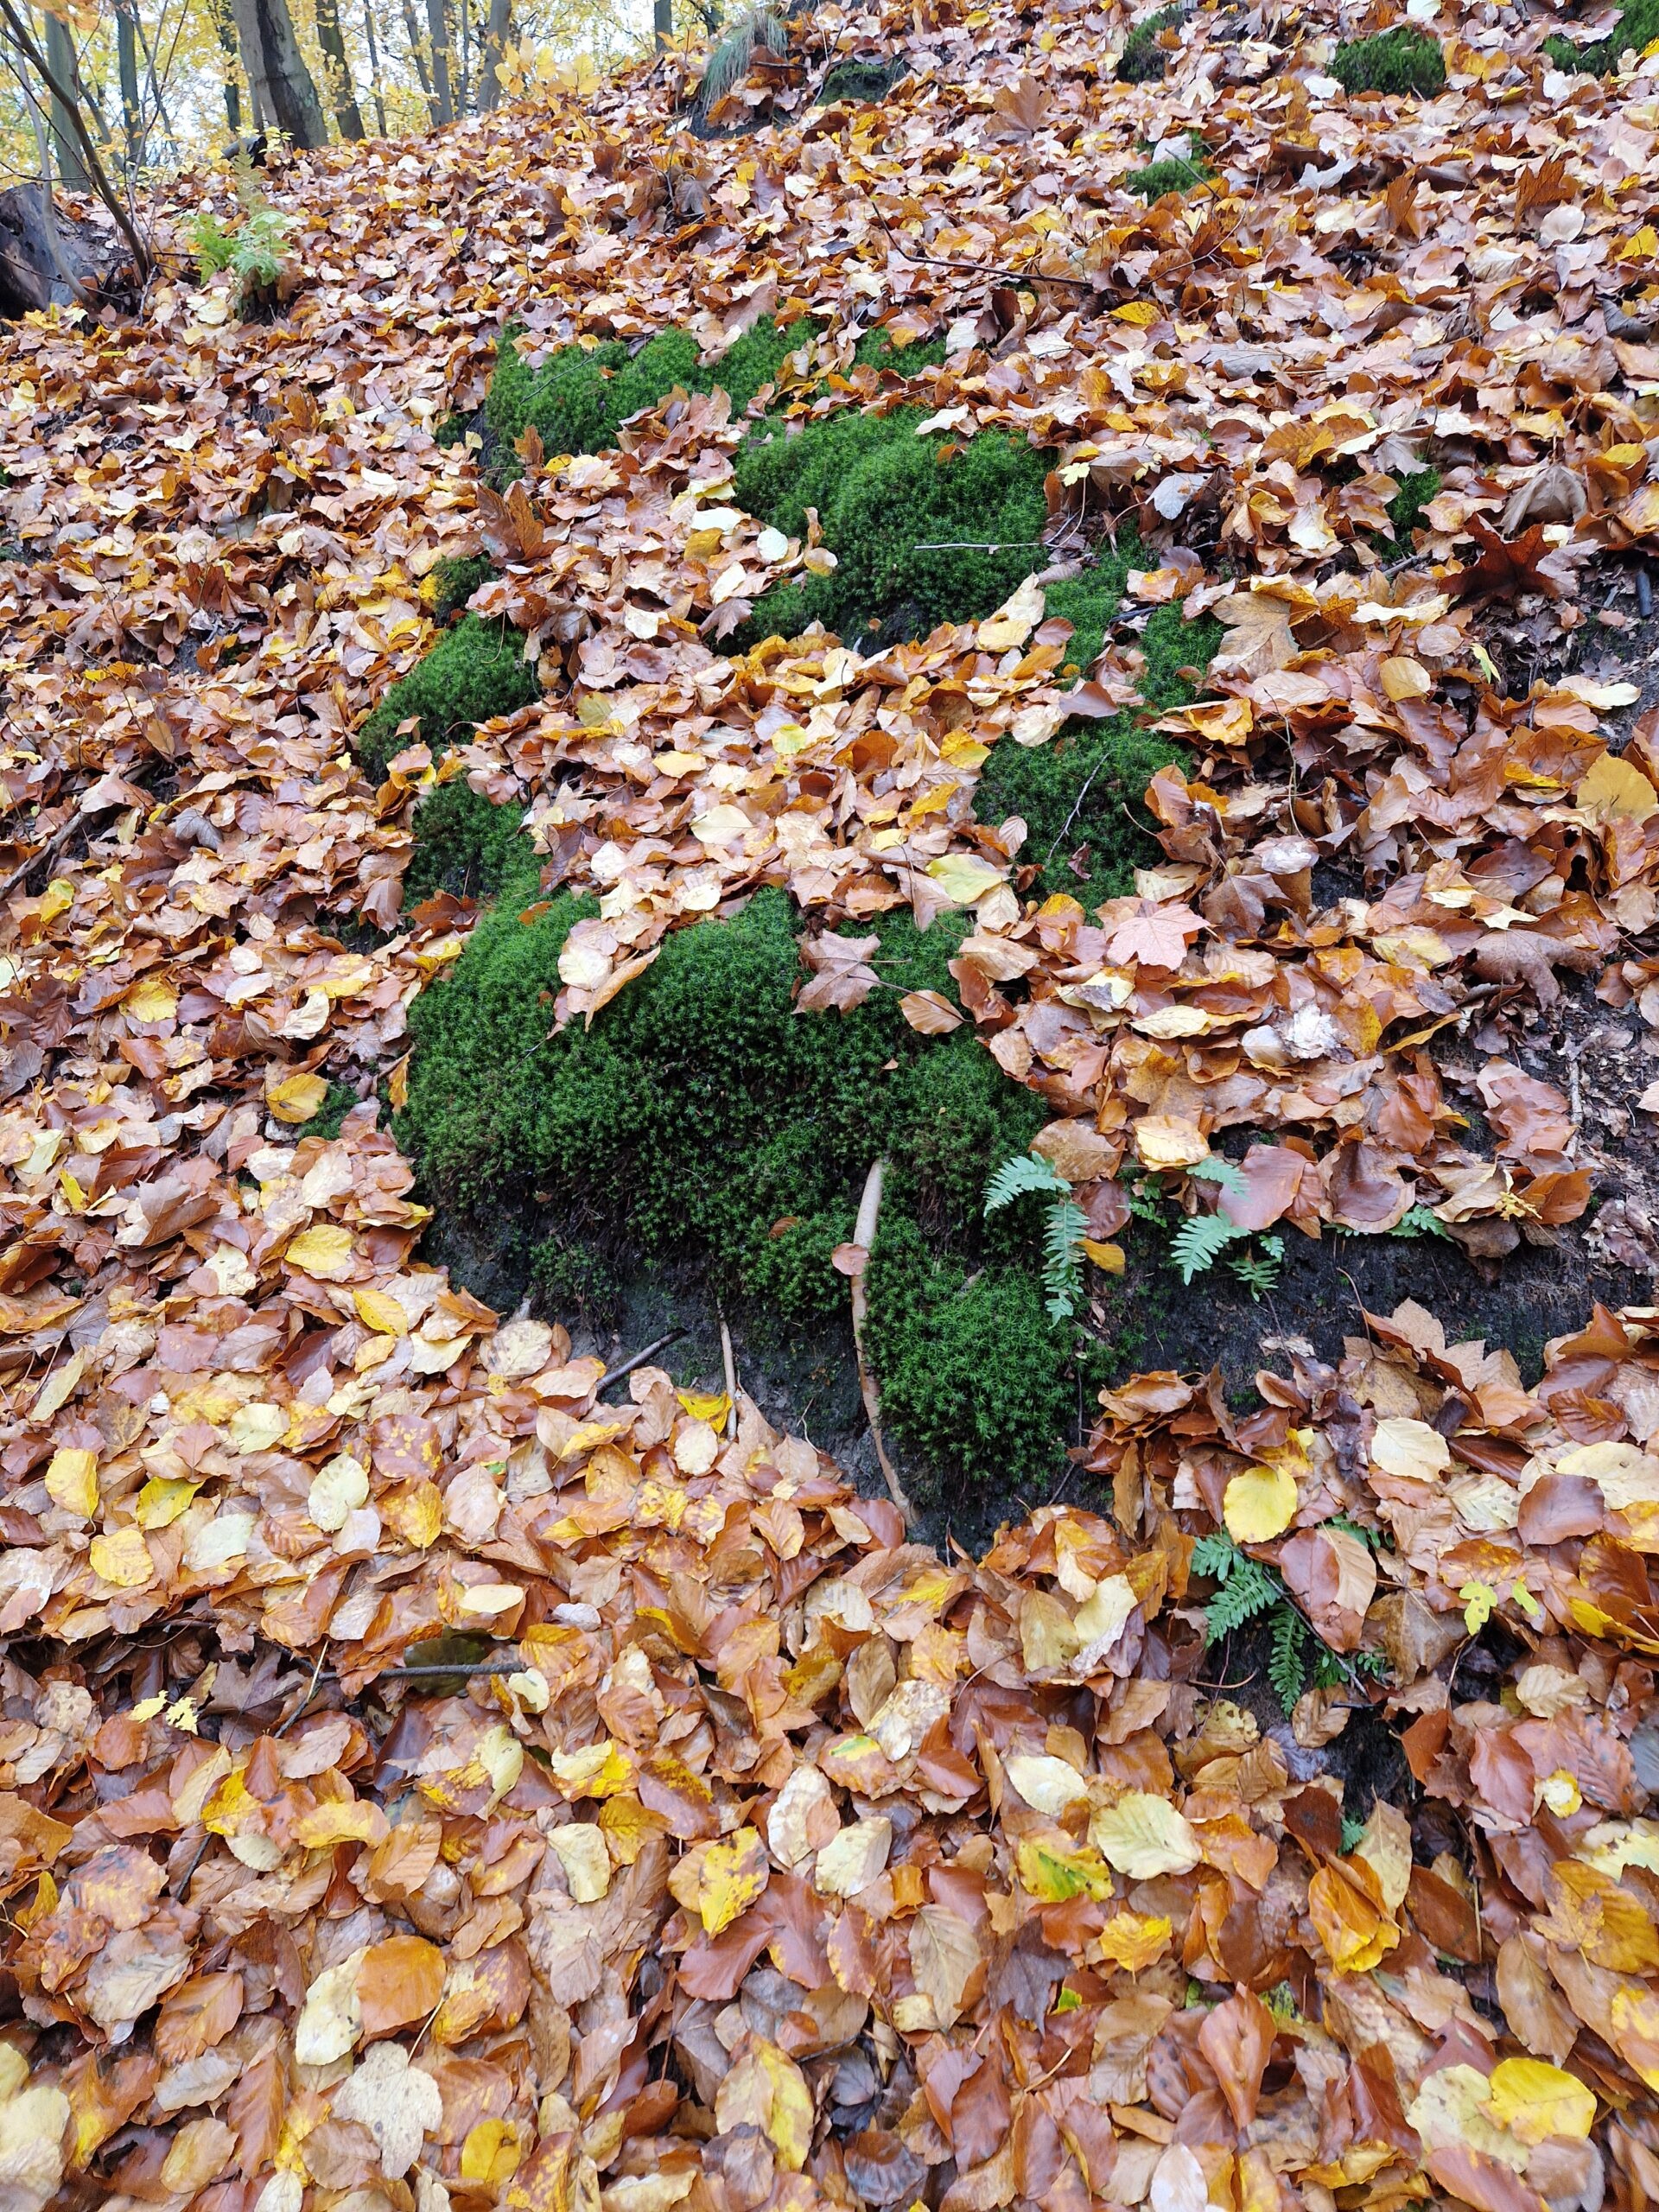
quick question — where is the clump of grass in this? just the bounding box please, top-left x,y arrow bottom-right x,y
356,614 -> 537,782
1331,26 -> 1446,94
818,55 -> 908,102
1118,3 -> 1183,82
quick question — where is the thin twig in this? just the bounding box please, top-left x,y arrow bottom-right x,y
0,811 -> 80,905
718,1306 -> 739,1437
849,1158 -> 916,1526
869,200 -> 1096,294
595,1325 -> 686,1397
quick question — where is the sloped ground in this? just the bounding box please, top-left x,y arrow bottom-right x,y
4,2 -> 1659,2208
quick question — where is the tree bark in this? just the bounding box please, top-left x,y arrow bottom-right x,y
115,2 -> 141,168
399,0 -> 433,107
478,0 -> 510,105
207,0 -> 244,133
314,0 -> 364,137
424,0 -> 454,124
41,12 -> 91,191
230,0 -> 328,148
359,0 -> 387,132
654,0 -> 672,47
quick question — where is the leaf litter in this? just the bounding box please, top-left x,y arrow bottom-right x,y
5,0 -> 1659,2204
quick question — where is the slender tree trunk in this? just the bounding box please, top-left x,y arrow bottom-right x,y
115,3 -> 141,169
314,0 -> 363,137
654,0 -> 671,46
478,0 -> 510,105
399,0 -> 433,109
230,0 -> 328,147
41,12 -> 91,190
359,0 -> 386,132
424,0 -> 454,124
456,0 -> 470,114
207,0 -> 243,132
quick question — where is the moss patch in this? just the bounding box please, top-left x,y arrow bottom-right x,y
404,778 -> 537,907
1123,150 -> 1212,199
357,614 -> 538,782
1384,466 -> 1441,543
429,554 -> 493,625
818,55 -> 908,102
732,408 -> 1052,645
1332,28 -> 1446,94
1543,0 -> 1658,71
397,880 -> 1079,1492
975,601 -> 1217,911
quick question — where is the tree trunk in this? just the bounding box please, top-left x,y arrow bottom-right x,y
116,3 -> 141,168
424,0 -> 454,124
0,181 -> 123,319
654,0 -> 672,46
478,0 -> 511,105
208,0 -> 244,133
399,0 -> 434,107
359,0 -> 387,132
230,0 -> 329,148
456,0 -> 470,115
314,0 -> 364,137
42,12 -> 91,191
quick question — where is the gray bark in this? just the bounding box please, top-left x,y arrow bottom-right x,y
424,0 -> 454,123
478,0 -> 510,105
315,0 -> 364,137
42,12 -> 90,191
230,0 -> 328,147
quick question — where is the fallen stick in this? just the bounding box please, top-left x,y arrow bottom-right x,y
595,1325 -> 686,1397
849,1158 -> 916,1528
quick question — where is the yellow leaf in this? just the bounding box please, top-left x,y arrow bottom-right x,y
293,1798 -> 389,1848
353,1286 -> 408,1336
38,878 -> 74,924
266,1070 -> 329,1123
381,1479 -> 442,1549
1014,1835 -> 1113,1902
1090,1790 -> 1202,1878
1133,1114 -> 1210,1171
1307,1863 -> 1398,1973
549,1823 -> 611,1902
1096,1910 -> 1173,1971
1370,1416 -> 1451,1481
977,574 -> 1046,652
1460,1580 -> 1497,1634
1578,752 -> 1658,826
924,852 -> 1007,906
1223,1462 -> 1298,1544
715,2038 -> 813,2171
1006,1753 -> 1090,1815
285,1224 -> 356,1280
461,2119 -> 523,2185
1379,656 -> 1431,701
88,1527 -> 155,1590
1081,1237 -> 1125,1274
675,1389 -> 731,1425
44,1446 -> 98,1520
124,976 -> 178,1022
308,1453 -> 369,1532
696,1824 -> 769,1934
1114,299 -> 1159,324
136,1476 -> 200,1529
1485,2058 -> 1595,2145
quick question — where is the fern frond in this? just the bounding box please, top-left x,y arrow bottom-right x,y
985,1151 -> 1071,1214
1190,1530 -> 1236,1579
1229,1234 -> 1284,1300
1269,1606 -> 1308,1713
1042,1198 -> 1087,1321
1202,1552 -> 1280,1643
1189,1156 -> 1248,1195
1390,1204 -> 1452,1240
1169,1210 -> 1241,1283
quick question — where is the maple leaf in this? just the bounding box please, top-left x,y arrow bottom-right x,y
1102,900 -> 1204,968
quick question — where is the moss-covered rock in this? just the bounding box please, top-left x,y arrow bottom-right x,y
357,614 -> 538,782
1541,0 -> 1659,71
429,553 -> 493,625
397,880 -> 1075,1491
1118,4 -> 1183,83
1331,27 -> 1446,94
404,778 -> 537,907
817,55 -> 908,103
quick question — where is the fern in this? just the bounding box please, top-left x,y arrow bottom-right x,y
986,1152 -> 1085,1320
1195,1535 -> 1281,1643
1269,1608 -> 1308,1712
1229,1235 -> 1284,1299
1189,1156 -> 1248,1196
1169,1209 -> 1242,1284
985,1154 -> 1071,1211
1391,1205 -> 1451,1240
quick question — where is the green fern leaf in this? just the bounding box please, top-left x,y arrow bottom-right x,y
1203,1552 -> 1280,1642
1042,1197 -> 1087,1321
1269,1607 -> 1308,1713
1169,1210 -> 1242,1283
1189,1156 -> 1248,1196
985,1151 -> 1071,1214
1190,1530 -> 1237,1579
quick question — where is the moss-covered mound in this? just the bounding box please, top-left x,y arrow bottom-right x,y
486,315 -> 822,471
397,877 -> 1084,1492
358,614 -> 538,782
1543,0 -> 1658,73
1332,27 -> 1446,95
818,56 -> 908,103
1118,4 -> 1183,82
974,601 -> 1217,910
1123,151 -> 1212,200
428,553 -> 493,624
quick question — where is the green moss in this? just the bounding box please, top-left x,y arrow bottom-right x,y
308,1079 -> 359,1141
1385,466 -> 1441,543
1123,151 -> 1212,199
852,327 -> 947,376
818,55 -> 907,102
974,601 -> 1217,912
1543,0 -> 1659,71
867,1221 -> 1074,1497
404,779 -> 537,908
357,614 -> 538,781
429,554 -> 494,625
1332,27 -> 1446,94
710,315 -> 822,416
1118,4 -> 1182,82
399,882 -> 1068,1492
733,408 -> 1052,645
435,411 -> 473,449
